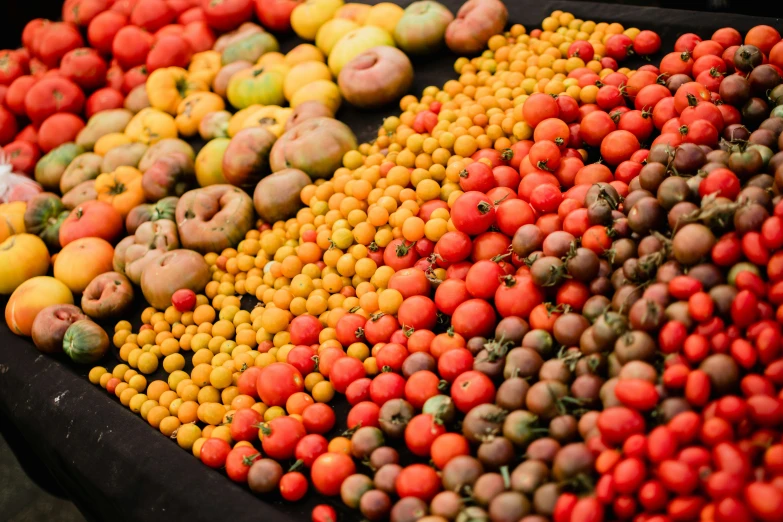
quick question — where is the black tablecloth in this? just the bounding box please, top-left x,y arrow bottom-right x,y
1,2 -> 782,521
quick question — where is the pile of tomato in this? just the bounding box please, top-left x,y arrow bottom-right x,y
2,1 -> 779,521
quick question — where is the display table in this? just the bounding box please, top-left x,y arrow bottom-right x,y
1,2 -> 780,521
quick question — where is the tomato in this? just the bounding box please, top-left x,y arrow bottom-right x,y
22,19 -> 49,52
376,343 -> 409,373
597,407 -> 646,445
364,313 -> 399,345
451,191 -> 495,236
63,0 -> 111,27
16,125 -> 38,145
112,26 -> 154,70
287,345 -> 317,375
369,372 -> 405,407
397,296 -> 437,332
388,268 -> 430,299
202,0 -> 253,31
634,30 -> 662,55
23,76 -> 84,125
458,161 -> 496,193
494,275 -> 543,319
289,314 -> 322,345
229,408 -> 262,442
383,238 -> 420,271
129,0 -> 176,32
260,416 -> 305,459
568,41 -> 594,61
495,198 -> 535,236
38,113 -> 85,153
254,0 -> 300,32
713,27 -> 742,48
615,379 -> 659,411
4,76 -> 35,117
88,11 -> 128,55
617,110 -> 654,142
311,505 -> 337,522
182,21 -> 216,53
699,168 -> 740,199
464,260 -> 503,300
60,200 -> 123,246
3,141 -> 40,175
534,118 -> 569,147
147,34 -> 193,72
311,453 -> 356,496
295,433 -> 329,466
345,378 -> 371,405
85,87 -> 124,117
437,347 -> 473,383
433,279 -> 470,316
105,64 -> 123,91
518,171 -> 558,201
523,93 -> 559,128
404,370 -> 441,409
330,356 -> 366,394
450,370 -> 495,413
600,130 -> 640,166
635,83 -> 672,111
0,106 -> 17,146
236,367 -> 262,399
674,82 -> 711,114
395,464 -> 441,502
35,22 -> 84,68
257,362 -> 304,407
279,471 -> 308,501
335,313 -> 366,347
404,413 -> 446,457
451,298 -> 495,339
200,438 -> 231,468
0,52 -> 24,87
745,25 -> 781,55
346,401 -> 380,429
579,110 -> 616,147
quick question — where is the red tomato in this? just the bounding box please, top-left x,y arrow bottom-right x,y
88,11 -> 128,55
615,379 -> 659,410
35,22 -> 84,68
437,347 -> 473,383
287,345 -> 316,375
580,110 -> 616,147
256,362 -> 304,407
451,191 -> 495,236
364,313 -> 399,345
347,401 -> 381,428
0,107 -> 16,146
451,299 -> 495,339
6,76 -> 39,117
713,27 -> 742,48
295,433 -> 329,465
450,370 -> 495,413
22,19 -> 49,52
434,279 -> 470,316
63,0 -> 111,27
225,446 -> 260,482
523,93 -> 560,128
465,260 -> 504,299
289,314 -> 322,345
458,161 -> 496,193
3,141 -> 40,174
38,113 -> 84,153
633,30 -> 662,55
311,453 -> 356,496
60,200 -> 122,246
597,407 -> 646,445
635,83 -> 672,111
405,413 -> 446,457
396,464 -> 441,502
122,65 -> 148,95
404,370 -> 442,409
146,34 -> 193,71
388,268 -> 430,299
0,51 -> 24,87
237,366 -> 262,398
745,25 -> 781,55
397,295 -> 437,331
494,275 -> 543,319
200,437 -> 232,468
279,472 -> 308,501
85,87 -> 124,117
112,26 -> 154,70
131,0 -> 176,31
430,433 -> 470,469
202,0 -> 253,31
229,408 -> 263,442
329,356 -> 365,394
675,33 -> 702,53
383,238 -> 420,271
23,76 -> 84,126
260,415 -> 306,460
179,7 -> 206,24
335,313 -> 366,346
59,48 -> 107,91
182,21 -> 216,53
311,505 -> 337,522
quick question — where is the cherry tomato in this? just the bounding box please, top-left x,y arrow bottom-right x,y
200,438 -> 231,468
225,446 -> 260,482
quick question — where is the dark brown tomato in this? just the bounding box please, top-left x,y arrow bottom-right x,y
441,456 -> 484,493
401,352 -> 436,378
510,460 -> 550,495
477,437 -> 515,470
549,415 -> 578,443
699,353 -> 740,395
472,473 -> 506,507
719,73 -> 751,106
580,327 -> 601,355
553,313 -> 590,346
390,497 -> 428,522
532,483 -> 561,517
489,491 -> 532,522
503,347 -> 544,379
612,284 -> 643,312
495,377 -> 530,411
521,330 -> 555,358
600,378 -> 621,408
430,491 -> 463,520
553,443 -> 595,481
565,247 -> 600,283
494,317 -> 529,346
629,298 -> 665,331
657,177 -> 690,210
462,404 -> 506,443
575,353 -> 606,376
570,374 -> 604,406
530,256 -> 566,287
542,230 -> 576,258
749,128 -> 777,148
526,438 -> 561,464
642,283 -> 670,307
538,359 -> 572,383
668,201 -> 699,229
658,397 -> 693,422
673,224 -> 716,265
638,163 -> 667,192
502,410 -> 541,448
592,311 -> 628,348
361,490 -> 392,521
582,296 -> 611,322
612,239 -> 638,268
378,399 -> 415,438
614,330 -> 656,364
474,348 -> 505,379
526,380 -> 568,419
734,203 -> 769,234
369,447 -> 399,469
374,464 -> 402,494
512,224 -> 545,258
709,285 -> 737,318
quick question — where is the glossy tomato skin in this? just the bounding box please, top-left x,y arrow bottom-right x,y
451,191 -> 496,236
295,433 -> 329,466
0,107 -> 18,146
88,10 -> 128,55
346,401 -> 380,429
257,362 -> 304,407
311,453 -> 356,496
38,113 -> 85,153
182,21 -> 216,53
3,141 -> 40,174
85,87 -> 124,117
200,438 -> 231,468
24,76 -> 84,125
451,371 -> 496,413
395,464 -> 441,502
405,413 -> 446,457
35,22 -> 85,68
131,0 -> 176,32
202,0 -> 253,31
147,34 -> 193,71
369,372 -> 406,407
260,416 -> 306,460
112,26 -> 154,70
397,296 -> 437,331
494,275 -> 544,319
254,0 -> 299,32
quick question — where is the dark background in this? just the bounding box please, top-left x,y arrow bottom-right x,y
1,1 -> 783,522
